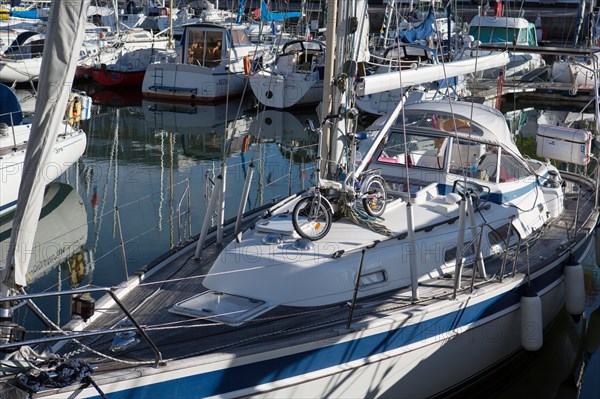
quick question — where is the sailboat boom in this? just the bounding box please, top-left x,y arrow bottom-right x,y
355,52 -> 510,97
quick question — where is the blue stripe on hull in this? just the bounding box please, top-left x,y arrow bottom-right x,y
94,236 -> 590,399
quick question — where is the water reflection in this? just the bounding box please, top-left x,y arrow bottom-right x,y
143,97 -> 254,133
249,109 -> 319,143
71,91 -> 318,292
447,103 -> 600,399
1,183 -> 89,288
91,86 -> 143,107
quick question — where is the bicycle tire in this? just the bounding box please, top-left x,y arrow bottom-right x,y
362,177 -> 387,217
292,196 -> 332,241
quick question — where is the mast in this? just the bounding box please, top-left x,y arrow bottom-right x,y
574,0 -> 586,46
319,0 -> 337,177
168,0 -> 173,49
320,0 -> 369,178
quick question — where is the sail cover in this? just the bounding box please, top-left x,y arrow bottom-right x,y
0,84 -> 23,125
2,0 -> 90,289
259,0 -> 301,22
398,7 -> 435,44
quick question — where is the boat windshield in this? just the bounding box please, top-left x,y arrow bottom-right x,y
230,29 -> 251,46
186,29 -> 223,67
403,112 -> 485,136
376,130 -> 530,183
468,27 -> 527,45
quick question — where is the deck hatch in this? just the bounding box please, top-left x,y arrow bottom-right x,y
169,291 -> 274,326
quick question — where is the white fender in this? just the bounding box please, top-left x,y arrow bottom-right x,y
521,288 -> 543,351
564,260 -> 585,317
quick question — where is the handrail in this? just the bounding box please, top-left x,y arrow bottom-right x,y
176,178 -> 191,245
452,220 -> 490,298
0,287 -> 163,366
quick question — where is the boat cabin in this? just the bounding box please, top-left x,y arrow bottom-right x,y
2,31 -> 45,59
367,101 -> 557,218
273,40 -> 326,75
183,23 -> 251,68
468,16 -> 538,46
378,43 -> 437,71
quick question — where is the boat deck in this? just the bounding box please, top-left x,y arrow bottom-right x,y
42,174 -> 596,379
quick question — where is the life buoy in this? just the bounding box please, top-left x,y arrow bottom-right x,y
65,94 -> 82,125
243,55 -> 251,75
160,7 -> 169,16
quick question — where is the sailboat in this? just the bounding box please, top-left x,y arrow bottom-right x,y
463,9 -> 545,78
248,39 -> 326,109
0,83 -> 87,216
0,1 -> 598,398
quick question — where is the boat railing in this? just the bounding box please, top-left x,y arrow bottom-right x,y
152,51 -> 177,65
0,111 -> 19,148
177,178 -> 192,244
452,222 -> 487,298
0,286 -> 163,366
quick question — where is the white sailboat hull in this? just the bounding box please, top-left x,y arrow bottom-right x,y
38,232 -> 590,398
0,124 -> 87,215
0,57 -> 43,83
249,71 -> 324,109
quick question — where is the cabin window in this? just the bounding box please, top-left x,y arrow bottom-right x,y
187,30 -> 222,67
498,151 -> 530,182
468,27 -> 524,45
383,45 -> 433,70
230,29 -> 251,46
444,244 -> 474,264
403,112 -> 484,136
376,132 -> 447,170
359,270 -> 387,287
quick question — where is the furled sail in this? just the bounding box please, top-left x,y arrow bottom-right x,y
2,0 -> 90,290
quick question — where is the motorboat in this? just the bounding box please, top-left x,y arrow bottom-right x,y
142,22 -> 261,103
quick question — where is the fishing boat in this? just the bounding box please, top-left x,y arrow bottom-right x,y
0,84 -> 88,216
141,22 -> 260,103
0,1 -> 598,398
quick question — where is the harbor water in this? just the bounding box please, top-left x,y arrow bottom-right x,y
10,83 -> 600,398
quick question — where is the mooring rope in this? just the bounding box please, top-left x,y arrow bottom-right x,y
340,203 -> 392,237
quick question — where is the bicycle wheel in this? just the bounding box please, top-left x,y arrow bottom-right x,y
292,196 -> 332,241
362,177 -> 387,217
